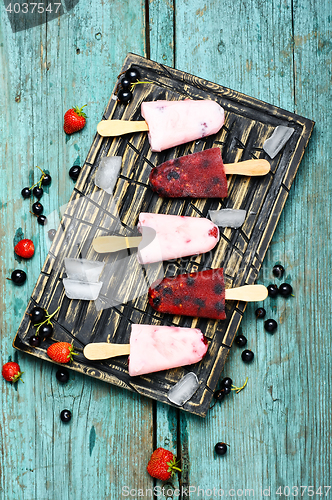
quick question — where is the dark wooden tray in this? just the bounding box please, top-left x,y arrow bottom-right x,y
13,53 -> 314,417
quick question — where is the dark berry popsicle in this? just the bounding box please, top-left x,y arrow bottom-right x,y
149,268 -> 226,320
149,148 -> 228,198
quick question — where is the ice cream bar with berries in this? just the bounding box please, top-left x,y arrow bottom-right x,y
96,100 -> 225,152
83,324 -> 208,376
149,148 -> 270,198
149,268 -> 268,319
137,212 -> 219,265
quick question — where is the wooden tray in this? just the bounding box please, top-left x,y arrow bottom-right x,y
13,53 -> 314,417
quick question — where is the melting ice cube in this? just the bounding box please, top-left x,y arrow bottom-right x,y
263,126 -> 294,159
95,156 -> 122,194
63,279 -> 103,301
64,258 -> 105,282
167,372 -> 200,406
209,209 -> 247,228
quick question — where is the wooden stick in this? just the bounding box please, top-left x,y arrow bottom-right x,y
92,235 -> 142,253
225,284 -> 268,302
224,159 -> 270,176
83,343 -> 130,361
97,120 -> 149,137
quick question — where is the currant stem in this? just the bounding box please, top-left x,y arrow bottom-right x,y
130,80 -> 154,91
231,376 -> 248,394
35,306 -> 60,333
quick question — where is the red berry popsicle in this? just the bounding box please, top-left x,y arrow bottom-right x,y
149,268 -> 226,320
149,148 -> 227,198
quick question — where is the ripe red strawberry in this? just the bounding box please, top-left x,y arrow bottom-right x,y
14,239 -> 34,259
2,362 -> 24,383
63,105 -> 87,134
146,447 -> 181,481
47,342 -> 77,364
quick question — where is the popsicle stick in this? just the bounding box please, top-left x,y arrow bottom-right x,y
224,159 -> 270,176
83,343 -> 130,361
92,235 -> 142,253
225,284 -> 268,302
97,120 -> 149,137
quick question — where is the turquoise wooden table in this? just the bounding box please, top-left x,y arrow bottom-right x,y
0,1 -> 331,499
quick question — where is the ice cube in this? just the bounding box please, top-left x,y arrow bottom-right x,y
209,209 -> 246,228
95,156 -> 122,194
167,372 -> 200,406
63,279 -> 103,301
263,126 -> 294,159
64,258 -> 104,282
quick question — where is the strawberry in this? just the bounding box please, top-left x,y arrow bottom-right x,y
14,239 -> 34,259
63,105 -> 87,135
47,342 -> 78,364
146,447 -> 181,481
2,362 -> 24,383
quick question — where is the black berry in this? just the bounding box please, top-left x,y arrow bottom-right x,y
214,389 -> 225,402
56,368 -> 70,383
117,88 -> 132,104
48,229 -> 56,241
60,409 -> 72,423
30,306 -> 46,325
264,319 -> 278,333
215,442 -> 228,455
234,334 -> 247,347
279,283 -> 293,297
39,323 -> 53,339
32,202 -> 43,215
33,186 -> 43,199
10,269 -> 27,285
29,335 -> 41,347
21,187 -> 31,199
267,284 -> 279,298
125,67 -> 140,82
273,264 -> 285,278
241,349 -> 254,363
69,166 -> 81,181
221,377 -> 232,389
41,173 -> 52,186
37,215 -> 47,226
255,307 -> 266,319
120,77 -> 131,90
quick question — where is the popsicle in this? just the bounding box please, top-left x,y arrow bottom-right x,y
149,268 -> 268,319
149,148 -> 271,198
83,324 -> 208,376
96,100 -> 225,152
93,213 -> 220,265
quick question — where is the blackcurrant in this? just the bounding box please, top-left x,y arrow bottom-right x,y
56,368 -> 70,383
120,77 -> 131,90
32,202 -> 43,215
10,269 -> 27,285
37,215 -> 47,226
241,349 -> 254,363
33,186 -> 43,199
30,306 -> 46,325
69,165 -> 81,181
29,335 -> 41,347
117,88 -> 132,104
60,409 -> 72,423
125,67 -> 140,82
215,442 -> 228,455
221,377 -> 232,389
273,264 -> 285,278
279,283 -> 293,297
39,323 -> 53,338
41,173 -> 52,186
21,187 -> 31,199
214,389 -> 225,402
255,307 -> 266,319
48,229 -> 56,241
234,334 -> 247,347
267,284 -> 279,298
264,319 -> 278,333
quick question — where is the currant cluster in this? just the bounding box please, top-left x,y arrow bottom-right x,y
28,305 -> 60,347
117,67 -> 141,104
21,166 -> 52,227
